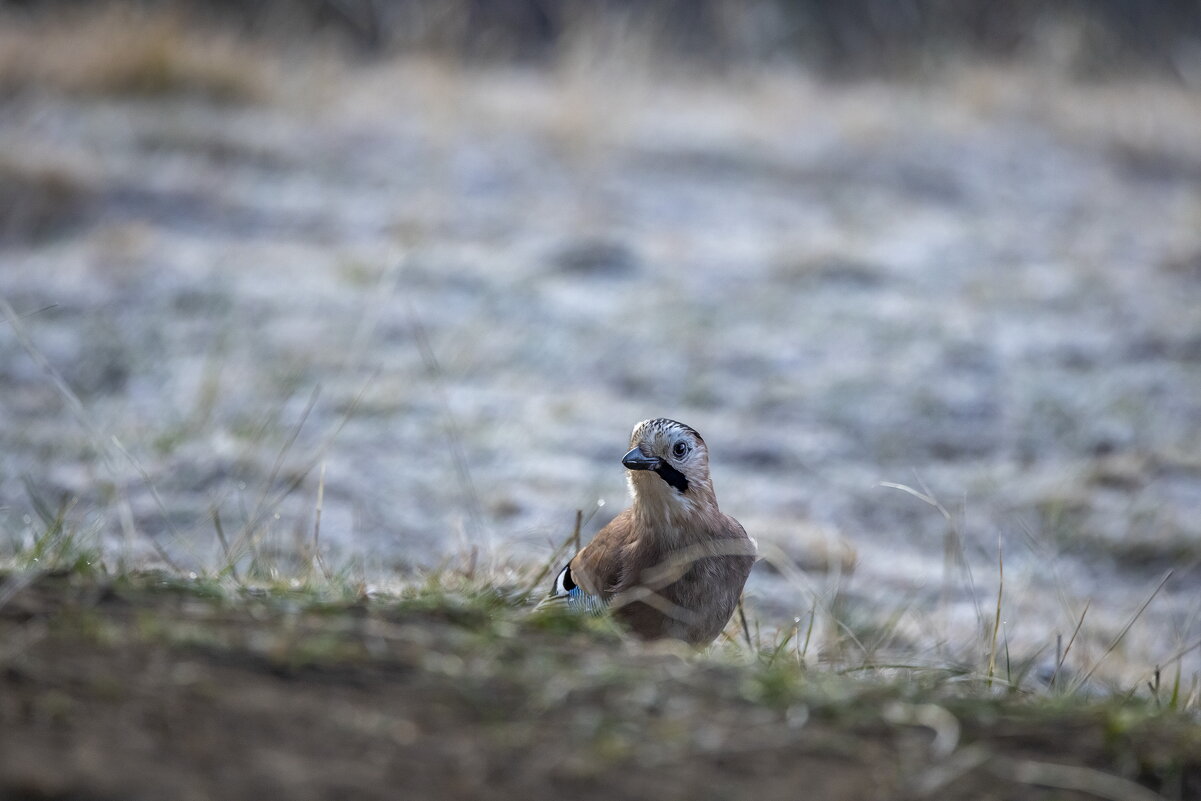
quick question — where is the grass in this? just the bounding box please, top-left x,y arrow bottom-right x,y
0,335 -> 1198,797
4,248 -> 1200,793
4,317 -> 1191,744
5,467 -> 1201,703
1,542 -> 1199,800
0,5 -> 272,102
1,22 -> 1200,792
10,414 -> 1191,710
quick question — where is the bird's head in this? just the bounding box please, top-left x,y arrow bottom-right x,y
622,418 -> 716,517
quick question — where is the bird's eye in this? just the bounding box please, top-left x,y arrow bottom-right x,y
672,441 -> 688,459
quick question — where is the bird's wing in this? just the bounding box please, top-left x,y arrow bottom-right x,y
570,508 -> 637,596
537,509 -> 637,614
535,560 -> 609,615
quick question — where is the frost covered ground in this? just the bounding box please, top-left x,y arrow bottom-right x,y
2,14 -> 1200,686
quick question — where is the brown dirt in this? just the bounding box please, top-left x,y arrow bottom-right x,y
1,572 -> 1197,801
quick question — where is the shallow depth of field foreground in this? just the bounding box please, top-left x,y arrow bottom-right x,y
1,2 -> 1201,798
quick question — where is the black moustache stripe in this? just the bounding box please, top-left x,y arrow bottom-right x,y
655,463 -> 689,493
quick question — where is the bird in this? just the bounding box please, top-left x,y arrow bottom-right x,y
541,418 -> 756,646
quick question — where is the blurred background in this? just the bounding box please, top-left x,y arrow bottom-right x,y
2,0 -> 1200,684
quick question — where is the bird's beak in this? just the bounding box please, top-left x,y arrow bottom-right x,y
622,447 -> 660,471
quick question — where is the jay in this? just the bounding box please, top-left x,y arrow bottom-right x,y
543,418 -> 756,645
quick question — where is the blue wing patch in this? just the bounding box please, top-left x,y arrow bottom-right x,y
564,585 -> 608,615
539,562 -> 608,616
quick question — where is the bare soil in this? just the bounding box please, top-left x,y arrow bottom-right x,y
1,572 -> 1198,801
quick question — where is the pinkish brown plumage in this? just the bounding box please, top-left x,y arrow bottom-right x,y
544,419 -> 756,645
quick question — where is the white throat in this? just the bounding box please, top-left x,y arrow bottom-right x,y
628,471 -> 706,534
